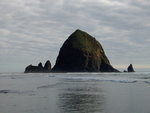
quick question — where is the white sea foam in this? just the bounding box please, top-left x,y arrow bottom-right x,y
62,76 -> 138,83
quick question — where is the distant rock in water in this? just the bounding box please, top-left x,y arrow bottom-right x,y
38,62 -> 44,70
123,70 -> 127,72
24,64 -> 43,73
24,60 -> 51,73
44,60 -> 51,72
52,29 -> 119,72
127,64 -> 135,72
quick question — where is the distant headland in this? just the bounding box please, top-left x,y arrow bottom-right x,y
24,29 -> 135,73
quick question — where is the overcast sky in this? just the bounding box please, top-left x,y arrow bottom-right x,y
0,0 -> 150,72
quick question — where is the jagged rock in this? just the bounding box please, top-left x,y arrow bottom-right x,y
24,64 -> 43,73
44,60 -> 51,72
24,60 -> 52,73
52,29 -> 119,72
38,62 -> 43,68
127,64 -> 135,72
38,62 -> 44,72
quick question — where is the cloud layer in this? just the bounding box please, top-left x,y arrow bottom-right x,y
0,0 -> 150,72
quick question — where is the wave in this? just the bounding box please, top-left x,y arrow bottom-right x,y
140,77 -> 150,79
0,89 -> 36,96
37,83 -> 62,89
63,76 -> 138,83
0,90 -> 18,94
144,81 -> 150,84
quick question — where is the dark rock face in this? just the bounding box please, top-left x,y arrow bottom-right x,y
52,29 -> 119,72
44,60 -> 51,72
127,64 -> 135,72
24,60 -> 51,73
38,62 -> 43,68
123,70 -> 127,72
24,64 -> 44,73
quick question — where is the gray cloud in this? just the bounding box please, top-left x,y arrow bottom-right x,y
0,0 -> 150,72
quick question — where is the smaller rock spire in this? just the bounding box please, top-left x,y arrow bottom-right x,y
127,64 -> 135,72
44,60 -> 51,72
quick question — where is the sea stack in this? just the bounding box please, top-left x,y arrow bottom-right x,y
52,29 -> 119,72
24,60 -> 51,73
44,60 -> 51,72
127,64 -> 135,72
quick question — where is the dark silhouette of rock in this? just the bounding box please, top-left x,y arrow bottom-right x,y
38,62 -> 43,68
37,62 -> 44,72
24,64 -> 42,73
24,60 -> 52,73
123,70 -> 127,72
52,29 -> 119,72
44,60 -> 51,72
127,64 -> 135,72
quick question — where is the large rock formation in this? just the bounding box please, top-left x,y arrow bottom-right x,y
127,64 -> 135,72
24,60 -> 51,73
52,29 -> 119,72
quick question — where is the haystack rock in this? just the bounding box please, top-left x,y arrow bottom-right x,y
52,29 -> 119,72
127,64 -> 135,72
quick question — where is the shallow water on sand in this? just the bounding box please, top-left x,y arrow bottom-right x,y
0,72 -> 150,113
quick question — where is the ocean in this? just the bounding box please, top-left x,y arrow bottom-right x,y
0,72 -> 150,113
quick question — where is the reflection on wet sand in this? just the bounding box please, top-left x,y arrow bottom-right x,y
58,82 -> 105,113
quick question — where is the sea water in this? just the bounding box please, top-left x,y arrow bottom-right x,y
0,72 -> 150,113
